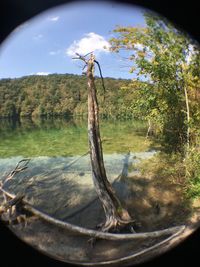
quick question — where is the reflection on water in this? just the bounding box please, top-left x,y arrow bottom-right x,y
0,117 -> 152,158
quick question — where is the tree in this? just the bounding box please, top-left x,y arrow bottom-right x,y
73,53 -> 134,232
110,12 -> 199,155
0,74 -> 132,119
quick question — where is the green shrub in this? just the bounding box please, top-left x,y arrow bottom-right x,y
186,148 -> 200,199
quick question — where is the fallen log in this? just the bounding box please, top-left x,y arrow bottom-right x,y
0,187 -> 185,241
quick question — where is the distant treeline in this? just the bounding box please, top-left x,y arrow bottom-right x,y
0,73 -> 134,119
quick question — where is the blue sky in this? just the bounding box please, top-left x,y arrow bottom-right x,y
0,1 -> 146,79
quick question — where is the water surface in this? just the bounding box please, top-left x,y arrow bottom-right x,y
0,117 -> 151,158
0,117 -> 156,218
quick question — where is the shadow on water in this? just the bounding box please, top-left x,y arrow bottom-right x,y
2,164 -> 96,221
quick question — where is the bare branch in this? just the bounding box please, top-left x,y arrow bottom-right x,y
82,64 -> 87,71
72,53 -> 106,101
83,51 -> 94,57
0,158 -> 30,219
72,53 -> 88,64
94,59 -> 106,101
2,158 -> 30,186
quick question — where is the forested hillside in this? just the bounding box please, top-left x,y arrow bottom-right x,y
0,74 -> 132,119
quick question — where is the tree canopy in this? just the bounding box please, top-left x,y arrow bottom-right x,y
0,73 -> 132,119
110,12 -> 200,154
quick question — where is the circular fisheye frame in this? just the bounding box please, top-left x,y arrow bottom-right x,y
0,1 -> 200,266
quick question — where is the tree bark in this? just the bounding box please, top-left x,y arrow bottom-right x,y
87,54 -> 133,232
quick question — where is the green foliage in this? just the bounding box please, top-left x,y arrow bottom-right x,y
185,149 -> 200,199
138,152 -> 186,186
110,12 -> 200,201
0,74 -> 133,119
110,12 -> 200,154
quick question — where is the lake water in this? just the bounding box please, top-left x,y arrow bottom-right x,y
0,117 -> 152,158
0,117 -> 156,176
0,117 -> 158,217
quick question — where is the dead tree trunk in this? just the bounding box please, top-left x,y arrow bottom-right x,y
86,54 -> 133,232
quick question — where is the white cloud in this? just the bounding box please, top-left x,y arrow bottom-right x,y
66,32 -> 111,57
49,16 -> 60,21
49,50 -> 61,56
36,72 -> 50,76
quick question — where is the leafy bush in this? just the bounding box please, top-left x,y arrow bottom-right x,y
185,148 -> 200,199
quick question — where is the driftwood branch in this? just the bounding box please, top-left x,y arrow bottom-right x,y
3,159 -> 30,185
0,159 -> 30,222
0,187 -> 185,241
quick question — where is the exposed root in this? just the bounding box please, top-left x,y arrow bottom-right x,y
0,191 -> 28,227
98,217 -> 135,233
96,210 -> 139,234
0,193 -> 24,215
2,213 -> 28,227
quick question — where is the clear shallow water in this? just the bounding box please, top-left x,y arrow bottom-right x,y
0,117 -> 158,178
0,117 -> 152,158
0,117 -> 156,182
0,151 -> 156,178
